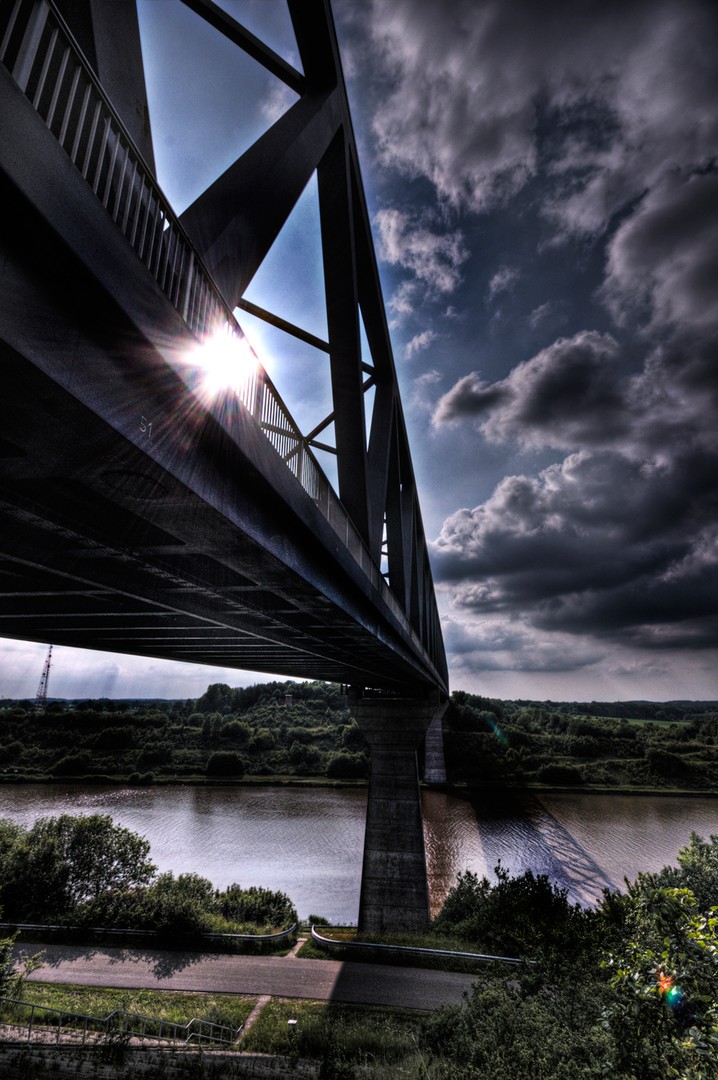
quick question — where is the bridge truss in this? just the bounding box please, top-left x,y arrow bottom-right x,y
0,0 -> 447,696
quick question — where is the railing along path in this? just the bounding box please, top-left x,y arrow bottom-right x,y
0,996 -> 242,1047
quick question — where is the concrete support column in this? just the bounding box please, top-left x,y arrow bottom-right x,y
349,688 -> 444,934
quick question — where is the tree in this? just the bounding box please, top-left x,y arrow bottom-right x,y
0,934 -> 43,999
1,814 -> 155,921
434,864 -> 593,962
218,884 -> 297,930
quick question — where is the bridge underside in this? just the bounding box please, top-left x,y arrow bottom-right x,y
1,0 -> 448,933
0,170 -> 437,694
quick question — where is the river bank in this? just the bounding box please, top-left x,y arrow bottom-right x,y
2,772 -> 717,800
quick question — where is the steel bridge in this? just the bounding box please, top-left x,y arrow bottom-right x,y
0,0 -> 447,697
0,0 -> 448,930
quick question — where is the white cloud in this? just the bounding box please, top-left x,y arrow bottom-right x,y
405,329 -> 436,358
260,81 -> 298,124
602,172 -> 718,336
488,265 -> 520,300
375,208 -> 469,310
0,641 -> 281,700
362,0 -> 717,234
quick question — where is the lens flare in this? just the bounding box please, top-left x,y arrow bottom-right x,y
188,325 -> 259,402
487,716 -> 509,746
657,972 -> 684,1008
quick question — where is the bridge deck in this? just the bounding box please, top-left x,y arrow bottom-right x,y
0,0 -> 447,695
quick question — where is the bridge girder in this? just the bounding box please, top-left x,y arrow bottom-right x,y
0,0 -> 448,695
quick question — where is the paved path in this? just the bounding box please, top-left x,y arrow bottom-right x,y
14,943 -> 476,1011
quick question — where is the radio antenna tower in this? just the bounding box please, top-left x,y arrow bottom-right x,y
35,645 -> 53,710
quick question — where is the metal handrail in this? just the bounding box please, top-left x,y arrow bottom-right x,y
0,0 -> 443,676
0,996 -> 243,1046
310,924 -> 532,966
0,920 -> 297,943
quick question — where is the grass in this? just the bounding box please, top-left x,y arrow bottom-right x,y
240,997 -> 423,1065
7,982 -> 255,1029
3,983 -> 426,1070
297,926 -> 516,973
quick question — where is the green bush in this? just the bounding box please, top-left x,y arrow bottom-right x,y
326,751 -> 368,779
0,813 -> 155,922
51,750 -> 92,776
536,763 -> 583,785
206,750 -> 245,777
434,864 -> 593,961
218,884 -> 297,930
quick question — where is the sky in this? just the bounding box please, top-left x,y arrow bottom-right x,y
2,0 -> 717,702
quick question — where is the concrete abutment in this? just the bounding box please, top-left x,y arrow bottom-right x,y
348,687 -> 448,934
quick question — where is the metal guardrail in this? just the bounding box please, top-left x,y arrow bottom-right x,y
310,925 -> 531,966
0,0 -> 443,676
1,920 -> 297,944
0,996 -> 243,1046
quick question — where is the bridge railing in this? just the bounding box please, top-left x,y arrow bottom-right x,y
0,0 -> 443,677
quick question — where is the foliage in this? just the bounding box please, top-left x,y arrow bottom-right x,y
644,831 -> 718,914
0,933 -> 43,999
423,832 -> 718,1080
0,679 -> 359,783
206,750 -> 245,777
433,864 -> 593,962
0,814 -> 297,937
2,684 -> 715,789
536,763 -> 583,785
601,885 -> 718,1079
0,813 -> 155,921
441,691 -> 718,791
218,883 -> 297,930
419,978 -> 612,1079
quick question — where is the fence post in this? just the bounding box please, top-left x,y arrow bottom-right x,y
13,0 -> 50,91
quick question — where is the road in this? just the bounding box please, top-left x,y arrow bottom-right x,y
14,943 -> 477,1011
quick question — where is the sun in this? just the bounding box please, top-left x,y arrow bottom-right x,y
188,325 -> 259,403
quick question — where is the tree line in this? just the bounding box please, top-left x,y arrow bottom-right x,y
1,681 -> 717,791
0,680 -> 369,783
444,691 -> 718,791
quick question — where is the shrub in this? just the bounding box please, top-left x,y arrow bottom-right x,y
326,751 -> 368,779
434,864 -> 592,961
206,751 -> 245,777
536,763 -> 583,785
218,884 -> 297,931
51,750 -> 92,776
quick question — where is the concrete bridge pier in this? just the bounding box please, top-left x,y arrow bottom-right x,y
348,687 -> 447,934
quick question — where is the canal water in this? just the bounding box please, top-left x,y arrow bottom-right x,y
0,784 -> 716,923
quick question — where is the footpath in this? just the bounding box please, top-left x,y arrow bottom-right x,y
14,940 -> 477,1011
1,939 -> 477,1077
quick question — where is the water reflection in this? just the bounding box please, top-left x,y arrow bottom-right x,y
0,784 -> 715,923
423,789 -> 718,911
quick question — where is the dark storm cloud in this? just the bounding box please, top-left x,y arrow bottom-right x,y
603,172 -> 718,336
338,0 -> 718,690
432,442 -> 718,649
350,0 -> 718,225
433,331 -> 628,447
